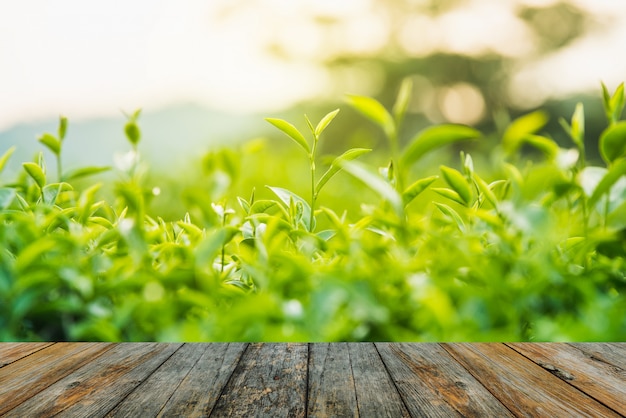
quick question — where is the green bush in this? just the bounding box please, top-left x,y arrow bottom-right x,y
1,82 -> 625,342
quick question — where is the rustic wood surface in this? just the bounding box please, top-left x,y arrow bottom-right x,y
0,343 -> 624,417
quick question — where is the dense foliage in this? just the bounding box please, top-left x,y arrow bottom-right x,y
1,83 -> 625,342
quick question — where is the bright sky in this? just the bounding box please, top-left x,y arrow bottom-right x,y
1,0 -> 626,131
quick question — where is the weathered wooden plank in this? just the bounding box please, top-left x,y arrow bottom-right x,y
156,343 -> 247,417
569,343 -> 626,370
5,343 -> 181,418
307,343 -> 358,417
105,343 -> 208,417
0,342 -> 54,367
377,343 -> 513,417
210,343 -> 307,417
444,343 -> 621,418
350,343 -> 410,417
0,342 -> 113,416
508,343 -> 626,415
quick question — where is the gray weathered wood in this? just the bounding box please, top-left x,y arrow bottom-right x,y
210,343 -> 308,417
569,343 -> 626,370
377,343 -> 513,417
0,342 -> 113,416
508,342 -> 626,415
307,342 -> 358,417
444,343 -> 621,418
157,343 -> 247,417
105,343 -> 207,417
350,343 -> 410,417
6,343 -> 180,417
0,342 -> 54,367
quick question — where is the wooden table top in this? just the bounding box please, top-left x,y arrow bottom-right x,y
1,342 -> 625,417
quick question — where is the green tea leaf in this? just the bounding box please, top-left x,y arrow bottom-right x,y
473,173 -> 498,208
440,165 -> 471,205
432,187 -> 466,206
339,160 -> 403,217
266,186 -> 312,230
38,133 -> 61,156
23,162 -> 46,189
315,109 -> 340,138
434,202 -> 466,232
315,148 -> 371,195
42,182 -> 72,206
265,118 -> 310,154
250,200 -> 279,214
62,166 -> 110,182
0,146 -> 15,174
524,135 -> 560,159
599,121 -> 626,164
402,124 -> 480,166
346,95 -> 395,139
402,175 -> 438,206
502,110 -> 549,154
124,121 -> 141,146
570,102 -> 585,149
58,115 -> 68,141
392,78 -> 412,128
589,158 -> 626,207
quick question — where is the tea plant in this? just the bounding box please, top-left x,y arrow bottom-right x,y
1,83 -> 625,342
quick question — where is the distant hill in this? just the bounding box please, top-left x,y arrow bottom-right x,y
0,103 -> 269,179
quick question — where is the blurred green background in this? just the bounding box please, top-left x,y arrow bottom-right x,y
1,0 -> 623,216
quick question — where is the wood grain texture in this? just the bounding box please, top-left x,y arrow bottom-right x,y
210,343 -> 308,417
444,343 -> 621,418
2,342 -> 625,417
307,342 -> 358,417
569,343 -> 626,370
105,343 -> 207,417
377,343 -> 513,417
0,342 -> 113,416
350,343 -> 410,418
157,343 -> 247,418
508,343 -> 626,415
5,343 -> 180,418
0,342 -> 53,367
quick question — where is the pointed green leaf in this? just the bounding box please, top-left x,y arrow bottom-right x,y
58,115 -> 68,141
315,148 -> 371,195
402,175 -> 438,206
432,188 -> 466,206
440,165 -> 471,205
23,162 -> 46,188
265,118 -> 310,154
315,108 -> 340,138
570,102 -> 585,149
38,133 -> 61,155
124,121 -> 141,146
402,124 -> 481,166
589,157 -> 626,207
62,166 -> 110,182
346,95 -> 395,139
434,202 -> 466,232
237,196 -> 251,214
42,182 -> 73,205
304,114 -> 315,137
339,160 -> 403,217
392,78 -> 412,128
0,146 -> 15,174
502,110 -> 549,154
250,199 -> 279,214
524,135 -> 559,159
599,121 -> 626,164
266,186 -> 311,230
473,173 -> 498,208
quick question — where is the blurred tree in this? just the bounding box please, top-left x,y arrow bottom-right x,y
212,0 -> 613,158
